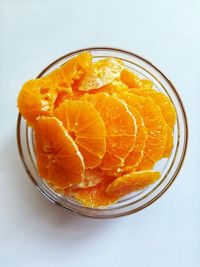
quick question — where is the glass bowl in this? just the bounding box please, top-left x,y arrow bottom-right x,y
17,47 -> 188,218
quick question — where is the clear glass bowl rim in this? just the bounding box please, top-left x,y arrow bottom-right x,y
16,47 -> 188,219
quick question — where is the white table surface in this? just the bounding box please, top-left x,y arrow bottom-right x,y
1,1 -> 200,266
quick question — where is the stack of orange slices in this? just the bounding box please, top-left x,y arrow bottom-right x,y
17,52 -> 176,208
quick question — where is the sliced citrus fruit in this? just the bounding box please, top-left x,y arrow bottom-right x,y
106,171 -> 161,198
141,79 -> 153,89
120,68 -> 142,88
65,176 -> 117,208
130,88 -> 176,128
60,51 -> 92,87
54,100 -> 106,169
137,153 -> 155,170
79,58 -> 124,91
97,79 -> 129,95
81,92 -> 137,171
123,106 -> 148,169
17,80 -> 57,126
163,126 -> 174,158
34,116 -> 85,189
118,92 -> 167,170
102,106 -> 148,177
81,168 -> 104,188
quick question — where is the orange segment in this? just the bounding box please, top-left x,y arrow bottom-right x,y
81,93 -> 137,171
106,171 -> 161,198
120,68 -> 143,88
131,88 -> 176,128
79,58 -> 124,91
118,92 -> 167,170
34,117 -> 85,189
65,176 -> 118,208
163,127 -> 174,158
54,100 -> 106,168
17,80 -> 57,126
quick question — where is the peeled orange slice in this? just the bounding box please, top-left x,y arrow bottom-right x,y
130,88 -> 176,128
81,92 -> 137,171
106,171 -> 161,198
34,116 -> 85,189
54,100 -> 106,169
60,51 -> 92,88
118,92 -> 167,170
17,80 -> 57,126
123,106 -> 148,169
79,58 -> 124,91
120,68 -> 142,88
65,176 -> 117,208
163,126 -> 174,158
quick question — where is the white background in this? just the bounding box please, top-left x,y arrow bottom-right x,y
1,0 -> 200,266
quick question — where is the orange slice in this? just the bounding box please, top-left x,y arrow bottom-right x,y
130,88 -> 176,158
34,116 -> 85,189
130,88 -> 176,128
81,92 -> 137,171
65,176 -> 117,208
141,79 -> 153,89
120,68 -> 142,88
106,171 -> 161,198
118,92 -> 167,170
163,126 -> 174,158
97,79 -> 129,95
123,106 -> 148,169
17,80 -> 57,126
54,100 -> 106,169
79,58 -> 124,91
60,51 -> 92,87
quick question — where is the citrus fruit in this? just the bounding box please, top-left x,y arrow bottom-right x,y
79,58 -> 124,91
34,116 -> 85,189
129,88 -> 176,158
163,126 -> 174,158
54,100 -> 106,169
141,79 -> 153,89
106,171 -> 161,198
65,176 -> 118,208
130,88 -> 176,128
81,92 -> 137,171
97,79 -> 129,95
118,92 -> 167,170
60,51 -> 92,88
123,106 -> 148,169
17,80 -> 57,126
120,68 -> 142,88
